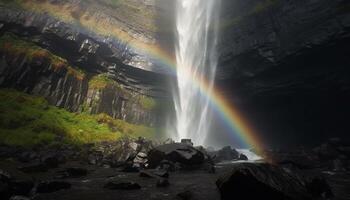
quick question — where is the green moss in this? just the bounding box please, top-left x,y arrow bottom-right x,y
88,73 -> 118,90
0,89 -> 156,147
138,95 -> 157,111
0,33 -> 85,80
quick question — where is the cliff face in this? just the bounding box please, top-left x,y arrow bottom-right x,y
216,0 -> 350,146
0,0 -> 171,127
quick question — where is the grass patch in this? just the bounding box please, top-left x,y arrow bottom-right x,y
0,33 -> 85,80
0,89 -> 156,147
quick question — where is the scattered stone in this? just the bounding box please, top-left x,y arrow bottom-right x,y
139,170 -> 169,179
56,168 -> 88,179
18,163 -> 48,173
104,181 -> 141,190
147,143 -> 205,169
40,153 -> 61,168
156,178 -> 169,188
0,169 -> 11,181
153,170 -> 169,178
35,181 -> 71,193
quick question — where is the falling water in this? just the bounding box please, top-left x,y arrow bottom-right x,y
173,0 -> 221,145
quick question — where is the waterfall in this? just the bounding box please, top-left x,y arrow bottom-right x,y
173,0 -> 221,145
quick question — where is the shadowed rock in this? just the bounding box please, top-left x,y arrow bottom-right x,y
147,143 -> 205,169
216,163 -> 332,200
104,181 -> 141,190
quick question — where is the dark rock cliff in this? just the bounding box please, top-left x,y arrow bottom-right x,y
216,0 -> 350,146
0,0 -> 172,127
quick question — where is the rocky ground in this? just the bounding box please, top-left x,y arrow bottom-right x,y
0,138 -> 349,200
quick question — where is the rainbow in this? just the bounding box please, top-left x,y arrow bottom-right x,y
14,0 -> 268,156
126,41 -> 267,155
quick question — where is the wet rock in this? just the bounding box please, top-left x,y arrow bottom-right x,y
212,146 -> 239,162
176,190 -> 193,200
40,153 -> 61,168
55,168 -> 88,179
10,180 -> 34,196
238,154 -> 248,161
18,163 -> 48,173
156,178 -> 169,188
216,163 -> 326,200
147,143 -> 205,169
103,181 -> 141,190
306,177 -> 333,199
153,170 -> 169,178
0,169 -> 11,199
18,151 -> 38,163
35,181 -> 71,193
139,170 -> 169,178
9,196 -> 30,200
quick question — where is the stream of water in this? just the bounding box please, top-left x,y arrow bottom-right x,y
173,0 -> 221,145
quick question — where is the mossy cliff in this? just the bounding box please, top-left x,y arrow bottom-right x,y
0,33 -> 163,128
0,89 -> 156,147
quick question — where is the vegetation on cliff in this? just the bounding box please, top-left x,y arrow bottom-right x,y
88,73 -> 157,111
89,74 -> 123,91
0,33 -> 85,80
0,0 -> 156,46
0,89 -> 156,147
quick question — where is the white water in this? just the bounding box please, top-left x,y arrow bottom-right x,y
173,0 -> 221,145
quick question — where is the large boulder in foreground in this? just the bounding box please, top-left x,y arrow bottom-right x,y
147,143 -> 205,169
216,163 -> 332,200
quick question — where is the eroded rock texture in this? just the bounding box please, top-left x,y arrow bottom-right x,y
215,0 -> 350,146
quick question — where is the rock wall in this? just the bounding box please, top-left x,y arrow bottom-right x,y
0,50 -> 88,112
214,0 -> 350,146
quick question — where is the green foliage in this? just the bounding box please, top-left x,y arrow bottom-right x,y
0,89 -> 156,147
138,95 -> 157,111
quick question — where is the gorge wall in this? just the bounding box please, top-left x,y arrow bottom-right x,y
0,0 -> 172,127
214,0 -> 350,147
0,0 -> 349,146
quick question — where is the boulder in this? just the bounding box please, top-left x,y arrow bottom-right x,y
156,178 -> 169,188
0,169 -> 11,199
238,154 -> 248,161
212,146 -> 239,162
104,181 -> 141,190
216,163 -> 332,200
147,143 -> 205,169
55,168 -> 88,179
10,180 -> 34,196
18,163 -> 48,173
35,181 -> 71,193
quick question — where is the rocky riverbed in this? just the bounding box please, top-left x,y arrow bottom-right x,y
0,138 -> 349,200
